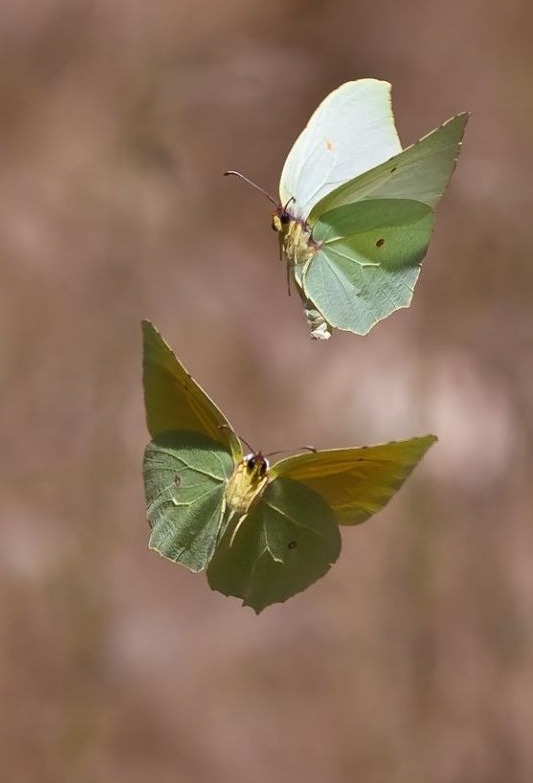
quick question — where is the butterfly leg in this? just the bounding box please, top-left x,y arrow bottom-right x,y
229,512 -> 249,548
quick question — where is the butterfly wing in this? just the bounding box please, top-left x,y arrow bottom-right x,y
144,431 -> 235,572
142,320 -> 242,461
302,199 -> 433,335
207,477 -> 341,613
269,436 -> 436,526
301,115 -> 468,334
308,113 -> 468,219
142,321 -> 242,572
279,79 -> 402,220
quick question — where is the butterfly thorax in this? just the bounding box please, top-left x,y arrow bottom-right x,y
272,207 -> 315,270
225,452 -> 269,514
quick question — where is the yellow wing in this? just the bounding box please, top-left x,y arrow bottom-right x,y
269,436 -> 436,525
142,320 -> 242,462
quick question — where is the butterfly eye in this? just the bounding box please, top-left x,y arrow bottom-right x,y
246,454 -> 261,472
272,210 -> 291,232
246,454 -> 268,476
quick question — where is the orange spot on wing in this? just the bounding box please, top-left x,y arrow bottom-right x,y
325,139 -> 334,151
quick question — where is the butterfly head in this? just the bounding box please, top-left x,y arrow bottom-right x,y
272,203 -> 293,233
243,451 -> 269,478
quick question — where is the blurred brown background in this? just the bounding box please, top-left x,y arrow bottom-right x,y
1,1 -> 532,781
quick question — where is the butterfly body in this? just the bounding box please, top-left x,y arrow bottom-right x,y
225,453 -> 269,515
273,212 -> 314,268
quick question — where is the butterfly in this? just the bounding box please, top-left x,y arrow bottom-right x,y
226,78 -> 468,339
142,320 -> 436,612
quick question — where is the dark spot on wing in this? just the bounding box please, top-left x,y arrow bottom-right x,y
390,165 -> 397,173
174,476 -> 181,488
288,540 -> 297,550
376,238 -> 385,248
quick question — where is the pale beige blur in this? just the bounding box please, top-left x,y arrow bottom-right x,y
1,2 -> 532,781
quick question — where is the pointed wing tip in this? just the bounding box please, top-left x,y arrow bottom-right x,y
407,433 -> 438,452
444,112 -> 470,135
403,434 -> 438,462
246,602 -> 264,615
242,596 -> 278,614
422,433 -> 438,446
142,320 -> 174,357
142,319 -> 160,345
454,112 -> 470,132
207,583 -> 267,614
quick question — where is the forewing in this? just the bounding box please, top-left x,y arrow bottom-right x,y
279,79 -> 401,220
303,199 -> 434,334
270,436 -> 437,526
142,320 -> 241,461
144,431 -> 236,572
308,113 -> 468,221
207,477 -> 341,613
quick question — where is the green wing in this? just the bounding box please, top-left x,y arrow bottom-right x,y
269,436 -> 436,526
303,199 -> 433,334
142,320 -> 241,461
144,431 -> 235,572
207,477 -> 341,613
301,115 -> 468,335
308,113 -> 468,219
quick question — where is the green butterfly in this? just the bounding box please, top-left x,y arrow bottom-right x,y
142,320 -> 436,612
226,78 -> 468,340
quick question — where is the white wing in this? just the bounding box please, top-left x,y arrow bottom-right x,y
279,79 -> 402,220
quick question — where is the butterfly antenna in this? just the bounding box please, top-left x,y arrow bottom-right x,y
218,424 -> 262,462
265,445 -> 317,458
219,424 -> 257,455
239,434 -> 257,454
224,171 -> 279,207
283,195 -> 296,211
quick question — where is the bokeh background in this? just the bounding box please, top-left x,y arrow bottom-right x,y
2,1 -> 532,781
